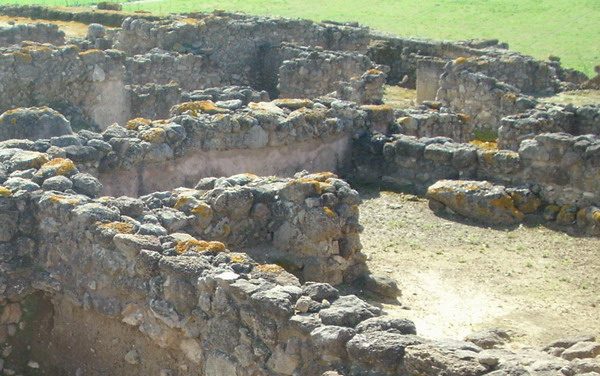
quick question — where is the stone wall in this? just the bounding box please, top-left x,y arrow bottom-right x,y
0,146 -> 417,376
0,23 -> 65,47
277,43 -> 379,101
436,59 -> 538,134
124,83 -> 183,126
394,107 -> 473,142
415,57 -> 446,102
351,131 -> 600,209
366,34 -> 492,86
499,104 -> 600,150
124,50 -> 224,91
115,14 -> 370,92
0,43 -> 128,130
141,172 -> 367,284
1,140 -> 592,376
0,99 -> 369,197
368,33 -> 564,96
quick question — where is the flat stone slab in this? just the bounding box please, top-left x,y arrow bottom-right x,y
426,180 -> 530,225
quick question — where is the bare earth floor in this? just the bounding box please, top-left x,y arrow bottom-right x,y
359,188 -> 600,348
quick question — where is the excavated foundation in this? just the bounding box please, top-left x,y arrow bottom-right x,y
0,4 -> 599,376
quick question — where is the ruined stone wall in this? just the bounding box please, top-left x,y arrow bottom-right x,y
352,131 -> 600,209
394,107 -> 473,142
124,51 -> 225,91
0,23 -> 65,47
366,34 -> 491,86
0,99 -> 368,198
436,60 -> 538,135
182,85 -> 269,105
469,54 -> 560,95
92,99 -> 368,196
0,146 -> 428,376
518,133 -> 600,207
499,104 -> 600,150
123,83 -> 183,126
0,43 -> 128,130
115,15 -> 370,92
140,172 -> 366,284
415,58 -> 446,102
368,33 -> 562,96
277,43 -> 378,100
2,145 -> 578,376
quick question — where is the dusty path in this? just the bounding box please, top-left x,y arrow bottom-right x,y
359,188 -> 600,347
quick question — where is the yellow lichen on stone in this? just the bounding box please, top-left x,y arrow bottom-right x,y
272,98 -> 314,110
175,239 -> 226,254
40,158 -> 76,175
190,203 -> 212,217
510,192 -> 541,214
0,186 -> 12,197
98,221 -> 135,234
254,263 -> 285,274
48,194 -> 80,205
173,196 -> 191,210
323,206 -> 336,218
221,224 -> 231,237
454,56 -> 468,65
172,100 -> 228,116
229,254 -> 248,263
592,210 -> 600,223
13,51 -> 32,64
481,150 -> 496,164
502,92 -> 518,103
397,116 -> 411,125
140,127 -> 166,143
27,153 -> 50,169
490,196 -> 524,220
78,48 -> 102,57
366,68 -> 383,75
361,104 -> 394,112
311,172 -> 337,182
287,178 -> 322,194
470,140 -> 499,151
126,117 -> 152,130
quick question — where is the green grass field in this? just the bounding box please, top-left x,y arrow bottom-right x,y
0,0 -> 598,76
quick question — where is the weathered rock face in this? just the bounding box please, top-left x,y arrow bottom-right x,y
0,107 -> 73,141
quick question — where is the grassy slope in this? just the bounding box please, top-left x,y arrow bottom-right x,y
0,0 -> 597,75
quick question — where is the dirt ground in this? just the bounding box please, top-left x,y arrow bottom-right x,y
0,15 -> 106,37
358,188 -> 600,348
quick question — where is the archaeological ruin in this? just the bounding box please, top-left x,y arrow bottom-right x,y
0,4 -> 599,376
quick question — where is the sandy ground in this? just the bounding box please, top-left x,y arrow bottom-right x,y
358,188 -> 600,348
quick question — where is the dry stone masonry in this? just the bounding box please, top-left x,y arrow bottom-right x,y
0,4 -> 599,376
